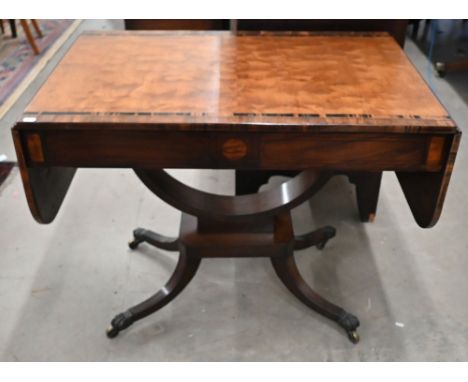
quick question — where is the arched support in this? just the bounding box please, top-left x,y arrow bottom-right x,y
134,169 -> 331,220
107,169 -> 360,343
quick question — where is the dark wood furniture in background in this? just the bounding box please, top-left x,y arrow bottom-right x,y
409,20 -> 468,77
236,19 -> 407,46
434,20 -> 468,77
123,19 -> 407,44
124,19 -> 229,31
124,20 -> 408,223
5,19 -> 17,37
0,19 -> 43,54
0,20 -> 17,36
20,19 -> 42,55
12,31 -> 460,344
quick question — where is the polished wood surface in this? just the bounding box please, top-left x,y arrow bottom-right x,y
397,131 -> 461,227
12,129 -> 76,224
23,31 -> 453,131
12,31 -> 460,228
348,172 -> 383,222
14,130 -> 449,171
122,21 -> 407,215
134,169 -> 331,220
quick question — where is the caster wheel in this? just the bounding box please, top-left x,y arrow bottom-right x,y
106,311 -> 134,338
106,325 -> 120,338
347,330 -> 360,344
435,62 -> 446,77
128,239 -> 141,250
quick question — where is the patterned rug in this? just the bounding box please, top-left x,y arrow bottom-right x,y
0,20 -> 74,106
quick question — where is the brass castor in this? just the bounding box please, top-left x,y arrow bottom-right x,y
106,325 -> 120,338
106,311 -> 135,339
347,330 -> 360,344
128,239 -> 142,250
435,62 -> 446,77
337,312 -> 360,344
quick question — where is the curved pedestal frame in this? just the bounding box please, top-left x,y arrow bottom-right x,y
106,169 -> 360,344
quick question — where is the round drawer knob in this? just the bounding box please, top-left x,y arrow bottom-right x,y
222,138 -> 247,160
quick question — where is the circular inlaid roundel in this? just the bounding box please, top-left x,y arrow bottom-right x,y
222,138 -> 247,160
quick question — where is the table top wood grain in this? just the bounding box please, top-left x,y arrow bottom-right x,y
12,31 -> 461,227
21,31 -> 455,133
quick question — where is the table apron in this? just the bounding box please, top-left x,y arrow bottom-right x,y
18,130 -> 448,172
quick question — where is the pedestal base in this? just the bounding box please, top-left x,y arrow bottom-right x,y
107,212 -> 360,344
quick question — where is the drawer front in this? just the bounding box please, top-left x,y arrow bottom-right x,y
260,133 -> 445,171
22,130 -> 260,169
20,129 -> 444,171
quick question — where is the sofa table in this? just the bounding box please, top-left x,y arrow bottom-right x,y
12,31 -> 460,344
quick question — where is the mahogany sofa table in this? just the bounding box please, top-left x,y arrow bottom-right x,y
12,31 -> 460,344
